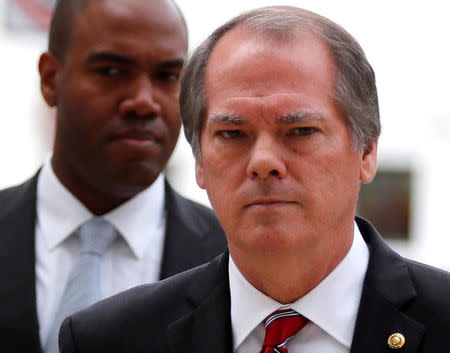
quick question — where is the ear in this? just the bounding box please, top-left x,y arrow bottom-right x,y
195,160 -> 206,190
38,51 -> 61,107
360,140 -> 378,183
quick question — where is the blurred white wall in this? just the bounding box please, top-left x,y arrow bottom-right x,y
0,0 -> 449,270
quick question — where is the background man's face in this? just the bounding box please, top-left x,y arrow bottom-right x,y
196,28 -> 377,259
49,0 -> 187,199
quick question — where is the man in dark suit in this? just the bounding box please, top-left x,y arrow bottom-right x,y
0,0 -> 226,352
59,6 -> 450,353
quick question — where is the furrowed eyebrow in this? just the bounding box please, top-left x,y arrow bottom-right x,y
86,52 -> 185,70
86,52 -> 134,64
277,112 -> 324,124
159,58 -> 185,69
208,113 -> 247,126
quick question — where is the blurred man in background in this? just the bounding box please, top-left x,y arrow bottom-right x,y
0,0 -> 226,352
60,6 -> 450,353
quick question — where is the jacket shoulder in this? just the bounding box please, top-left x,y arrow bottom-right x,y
160,183 -> 227,278
405,259 -> 450,318
166,184 -> 222,233
402,259 -> 450,348
61,255 -> 227,352
72,257 -> 220,323
0,175 -> 38,219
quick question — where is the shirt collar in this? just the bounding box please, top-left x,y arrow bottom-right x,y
37,158 -> 166,259
229,255 -> 281,350
103,175 -> 165,259
229,223 -> 369,349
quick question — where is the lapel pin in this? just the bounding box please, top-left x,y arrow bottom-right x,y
388,332 -> 405,349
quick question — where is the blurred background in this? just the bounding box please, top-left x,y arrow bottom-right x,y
1,0 -> 449,270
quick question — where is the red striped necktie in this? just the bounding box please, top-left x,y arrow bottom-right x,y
259,309 -> 309,353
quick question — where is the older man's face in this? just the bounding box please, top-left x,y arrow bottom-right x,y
196,29 -> 377,259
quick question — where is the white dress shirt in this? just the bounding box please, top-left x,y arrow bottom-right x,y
35,160 -> 166,345
230,223 -> 369,353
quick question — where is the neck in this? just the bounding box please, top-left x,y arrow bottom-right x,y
50,157 -> 137,215
230,226 -> 354,304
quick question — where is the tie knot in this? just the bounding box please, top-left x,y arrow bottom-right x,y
260,309 -> 309,353
79,217 -> 117,256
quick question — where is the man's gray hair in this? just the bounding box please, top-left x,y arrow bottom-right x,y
180,6 -> 380,159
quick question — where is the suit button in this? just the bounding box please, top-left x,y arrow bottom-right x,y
388,333 -> 405,349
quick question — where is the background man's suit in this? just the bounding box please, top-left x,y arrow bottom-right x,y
59,217 -> 450,353
0,173 -> 227,352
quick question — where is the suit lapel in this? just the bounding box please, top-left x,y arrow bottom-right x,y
168,253 -> 233,353
350,218 -> 425,353
164,214 -> 427,353
0,174 -> 41,351
159,181 -> 226,279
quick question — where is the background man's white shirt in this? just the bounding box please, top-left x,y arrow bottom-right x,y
35,159 -> 166,345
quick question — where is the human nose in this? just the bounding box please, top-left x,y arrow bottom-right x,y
119,76 -> 161,117
246,135 -> 287,179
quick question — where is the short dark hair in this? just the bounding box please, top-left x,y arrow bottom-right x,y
48,0 -> 187,60
180,6 -> 381,159
48,0 -> 87,60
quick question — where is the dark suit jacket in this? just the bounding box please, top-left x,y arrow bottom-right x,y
59,217 -> 450,353
0,173 -> 227,352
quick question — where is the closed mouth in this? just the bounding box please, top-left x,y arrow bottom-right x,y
245,199 -> 297,208
109,129 -> 163,143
